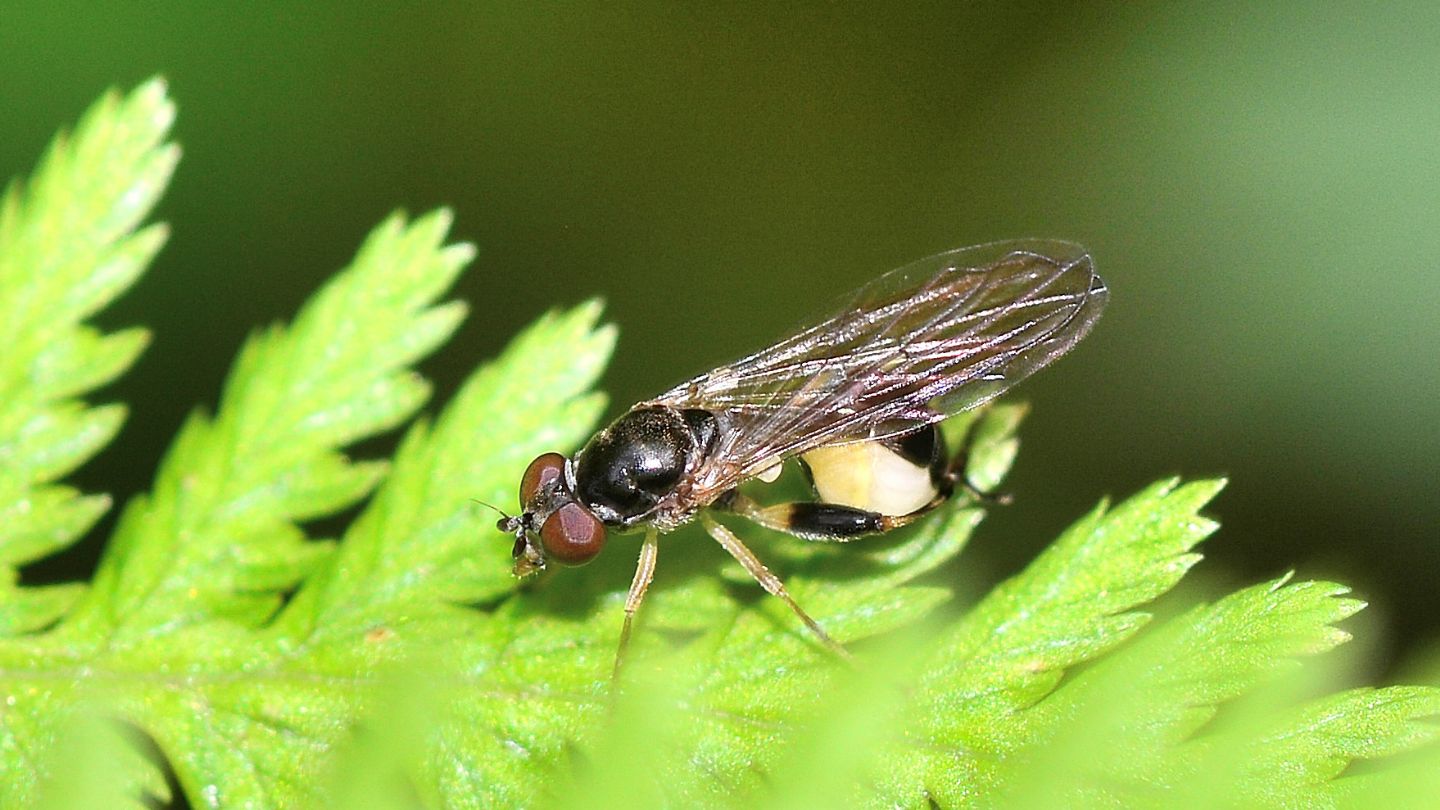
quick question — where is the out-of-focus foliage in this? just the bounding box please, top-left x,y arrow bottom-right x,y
3,79 -> 1438,810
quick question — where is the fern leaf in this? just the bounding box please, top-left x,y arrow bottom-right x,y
0,175 -> 491,804
66,210 -> 471,640
980,576 -> 1370,806
861,479 -> 1220,805
275,300 -> 614,645
0,78 -> 175,633
5,79 -> 1439,810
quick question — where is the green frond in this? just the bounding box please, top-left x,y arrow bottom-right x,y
66,209 -> 473,640
0,78 -> 175,633
275,299 -> 616,643
974,576 -> 1375,806
2,79 -> 1437,810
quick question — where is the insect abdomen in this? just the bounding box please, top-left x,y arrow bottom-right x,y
801,439 -> 940,517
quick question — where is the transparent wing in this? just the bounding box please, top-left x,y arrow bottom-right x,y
650,239 -> 1108,497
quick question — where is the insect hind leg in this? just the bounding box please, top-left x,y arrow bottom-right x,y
940,412 -> 1014,506
701,513 -> 850,660
717,490 -> 942,542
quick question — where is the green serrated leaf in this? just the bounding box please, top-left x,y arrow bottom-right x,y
31,325 -> 151,402
973,575 -> 1377,807
0,489 -> 110,569
64,208 -> 473,642
0,188 -> 492,805
0,581 -> 85,635
0,77 -> 174,623
864,478 -> 1225,805
3,78 -> 1439,810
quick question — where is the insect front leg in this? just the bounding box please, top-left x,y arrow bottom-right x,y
701,513 -> 851,661
613,527 -> 660,681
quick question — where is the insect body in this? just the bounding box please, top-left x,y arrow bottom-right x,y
500,240 -> 1108,673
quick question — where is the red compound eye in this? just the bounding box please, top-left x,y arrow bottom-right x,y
539,502 -> 607,566
519,452 -> 567,505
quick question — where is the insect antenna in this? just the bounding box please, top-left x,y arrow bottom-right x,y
471,498 -> 526,541
470,497 -> 513,521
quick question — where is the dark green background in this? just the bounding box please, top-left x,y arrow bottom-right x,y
3,3 -> 1436,661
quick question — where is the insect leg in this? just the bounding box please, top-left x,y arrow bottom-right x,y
719,490 -> 943,542
613,527 -> 660,680
942,412 -> 1014,506
701,513 -> 851,660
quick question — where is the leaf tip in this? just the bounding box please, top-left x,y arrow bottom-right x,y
1337,596 -> 1369,619
412,206 -> 455,242
575,296 -> 607,323
446,241 -> 478,267
136,74 -> 170,103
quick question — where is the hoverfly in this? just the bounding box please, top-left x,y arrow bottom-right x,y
499,240 -> 1107,674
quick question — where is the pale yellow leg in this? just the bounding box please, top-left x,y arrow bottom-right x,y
701,513 -> 851,660
613,528 -> 660,680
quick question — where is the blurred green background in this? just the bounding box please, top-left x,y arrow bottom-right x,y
2,3 -> 1436,661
